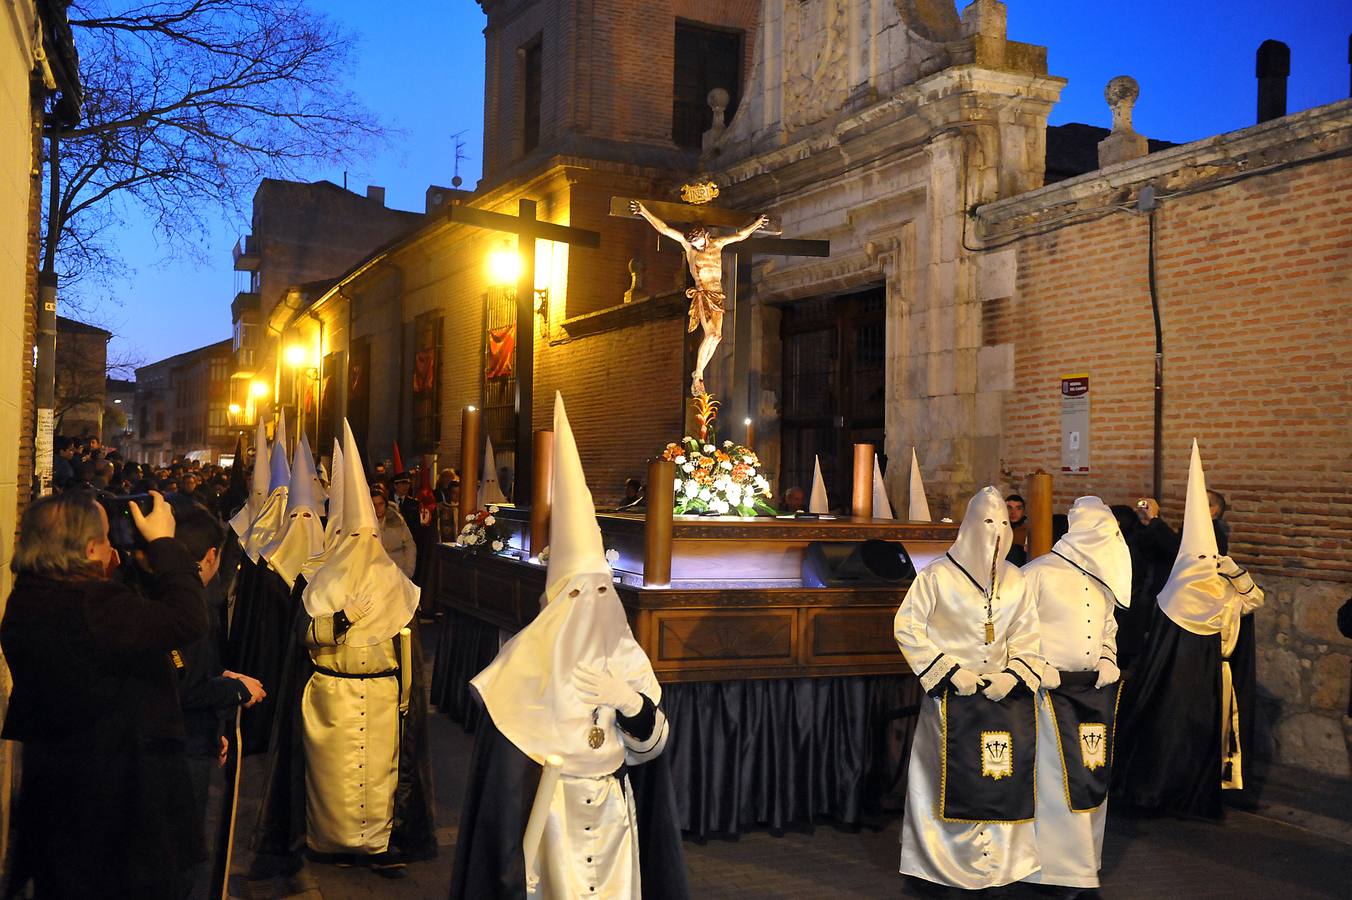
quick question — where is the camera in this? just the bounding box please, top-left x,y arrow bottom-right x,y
96,492 -> 154,552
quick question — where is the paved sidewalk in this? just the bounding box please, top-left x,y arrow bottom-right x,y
224,669 -> 1352,899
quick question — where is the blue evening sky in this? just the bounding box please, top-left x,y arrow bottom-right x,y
94,0 -> 1351,367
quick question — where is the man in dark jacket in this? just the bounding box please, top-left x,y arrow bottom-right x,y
2,491 -> 208,899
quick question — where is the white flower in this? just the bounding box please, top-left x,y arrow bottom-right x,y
684,480 -> 699,497
461,523 -> 473,534
727,485 -> 742,505
698,488 -> 712,502
682,462 -> 694,473
710,499 -> 730,514
674,455 -> 686,465
703,444 -> 714,453
720,459 -> 733,470
488,505 -> 499,514
468,533 -> 481,545
723,440 -> 733,448
491,540 -> 504,552
484,515 -> 496,526
605,548 -> 620,563
538,546 -> 550,561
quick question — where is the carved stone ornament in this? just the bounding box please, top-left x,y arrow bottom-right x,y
895,0 -> 962,43
679,180 -> 721,205
784,0 -> 850,129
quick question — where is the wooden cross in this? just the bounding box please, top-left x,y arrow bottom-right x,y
610,195 -> 829,428
445,200 -> 601,505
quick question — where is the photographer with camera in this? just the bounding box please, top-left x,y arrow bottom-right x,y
1,490 -> 209,898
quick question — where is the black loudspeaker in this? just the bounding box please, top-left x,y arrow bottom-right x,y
802,539 -> 916,588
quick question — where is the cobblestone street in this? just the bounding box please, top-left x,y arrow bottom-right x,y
224,656 -> 1352,900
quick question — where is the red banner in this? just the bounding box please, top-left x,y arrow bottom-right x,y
413,348 -> 437,394
485,324 -> 515,380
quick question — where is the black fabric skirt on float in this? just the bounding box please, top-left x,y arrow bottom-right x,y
1112,609 -> 1257,818
431,609 -> 502,731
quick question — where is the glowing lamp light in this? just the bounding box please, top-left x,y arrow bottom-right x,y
487,242 -> 521,287
284,344 -> 310,368
250,380 -> 269,399
228,403 -> 241,415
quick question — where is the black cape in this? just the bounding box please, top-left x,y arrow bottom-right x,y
224,556 -> 297,756
250,592 -> 437,872
449,714 -> 690,900
1112,608 -> 1256,818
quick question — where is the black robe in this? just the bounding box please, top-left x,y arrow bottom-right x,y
250,596 -> 437,873
1112,608 -> 1257,818
448,713 -> 690,900
224,556 -> 298,756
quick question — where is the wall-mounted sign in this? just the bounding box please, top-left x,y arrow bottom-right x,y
1061,374 -> 1090,474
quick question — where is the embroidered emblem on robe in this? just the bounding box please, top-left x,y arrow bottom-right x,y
1079,723 -> 1107,771
982,730 -> 1013,780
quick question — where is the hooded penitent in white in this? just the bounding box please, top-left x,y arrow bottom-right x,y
471,392 -> 661,778
947,485 -> 1014,594
243,412 -> 291,562
872,455 -> 894,519
1158,440 -> 1263,636
261,431 -> 327,589
808,456 -> 829,514
1049,496 -> 1133,608
480,434 -> 508,507
230,419 -> 271,539
299,438 -> 345,582
908,448 -> 932,522
302,420 -> 419,646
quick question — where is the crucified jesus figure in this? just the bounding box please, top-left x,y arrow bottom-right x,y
630,200 -> 769,396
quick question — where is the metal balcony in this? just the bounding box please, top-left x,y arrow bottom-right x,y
233,234 -> 261,271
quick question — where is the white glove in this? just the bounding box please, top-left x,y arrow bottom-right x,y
949,668 -> 984,697
1217,555 -> 1244,578
343,591 -> 374,623
982,672 -> 1018,702
575,664 -> 643,717
1041,666 -> 1062,691
1095,659 -> 1121,689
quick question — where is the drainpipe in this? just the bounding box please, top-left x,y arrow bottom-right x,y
1139,185 -> 1164,499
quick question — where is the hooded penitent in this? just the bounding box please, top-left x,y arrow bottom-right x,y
948,486 -> 1014,594
479,434 -> 508,507
299,438 -> 346,583
808,455 -> 829,514
261,431 -> 326,589
908,448 -> 932,522
872,455 -> 893,519
302,420 -> 419,647
1050,496 -> 1133,608
471,392 -> 660,778
1157,440 -> 1235,636
242,412 -> 291,562
230,419 -> 271,540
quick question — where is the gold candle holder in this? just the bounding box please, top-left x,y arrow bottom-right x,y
1027,470 -> 1054,560
643,459 -> 676,587
530,429 -> 554,559
852,443 -> 875,519
458,405 -> 481,526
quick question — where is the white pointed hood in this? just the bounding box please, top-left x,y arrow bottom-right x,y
302,420 -> 419,646
480,434 -> 508,506
471,392 -> 660,777
908,448 -> 932,522
871,455 -> 893,519
808,456 -> 829,514
1157,440 -> 1231,635
230,419 -> 271,539
947,486 -> 1013,593
242,414 -> 291,563
1047,496 -> 1133,607
261,432 -> 326,588
299,438 -> 345,582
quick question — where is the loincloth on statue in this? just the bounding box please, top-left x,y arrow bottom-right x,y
685,287 -> 725,333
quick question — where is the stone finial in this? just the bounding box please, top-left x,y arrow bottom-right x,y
1098,75 -> 1149,168
1104,76 -> 1139,133
703,87 -> 731,152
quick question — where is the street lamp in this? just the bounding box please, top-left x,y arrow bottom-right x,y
284,344 -> 319,454
487,241 -> 520,289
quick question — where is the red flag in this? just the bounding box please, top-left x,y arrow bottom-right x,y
485,324 -> 515,380
417,455 -> 436,512
413,348 -> 437,394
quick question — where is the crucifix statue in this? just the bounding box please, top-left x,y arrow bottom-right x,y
629,200 -> 768,396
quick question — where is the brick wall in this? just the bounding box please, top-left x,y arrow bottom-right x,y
993,153 -> 1352,583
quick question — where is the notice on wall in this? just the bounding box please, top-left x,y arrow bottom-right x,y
35,407 -> 54,496
1060,374 -> 1090,474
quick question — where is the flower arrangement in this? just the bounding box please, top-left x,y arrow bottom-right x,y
663,437 -> 775,516
457,505 -> 508,554
536,545 -> 621,566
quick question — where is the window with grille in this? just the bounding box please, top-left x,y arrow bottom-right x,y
481,290 -> 518,463
673,22 -> 742,149
412,312 -> 443,453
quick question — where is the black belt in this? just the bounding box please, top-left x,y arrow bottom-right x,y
312,665 -> 398,680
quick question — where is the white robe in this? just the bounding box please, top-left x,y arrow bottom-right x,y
893,557 -> 1044,889
1023,554 -> 1118,889
533,706 -> 669,899
301,614 -> 402,854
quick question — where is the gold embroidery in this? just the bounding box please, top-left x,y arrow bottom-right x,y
1079,723 -> 1108,771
